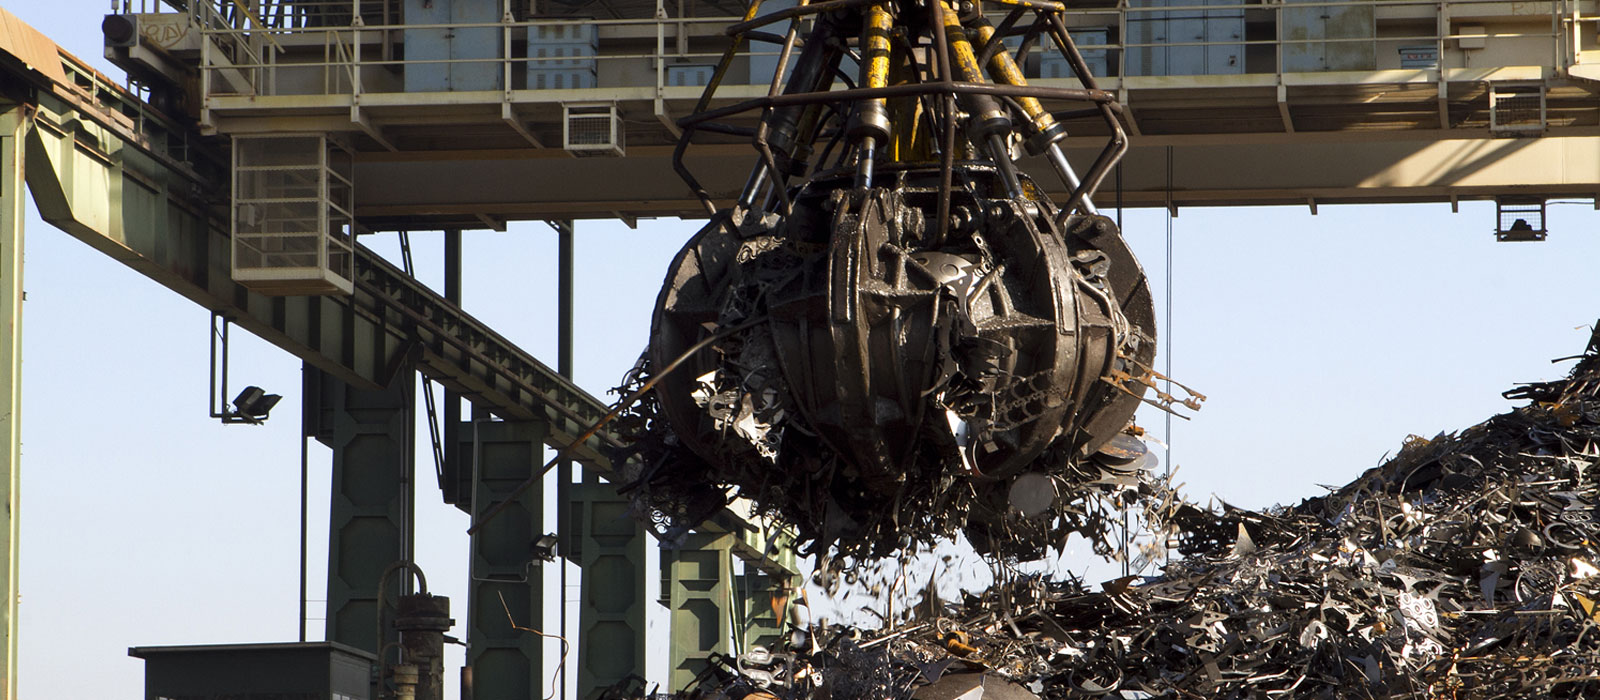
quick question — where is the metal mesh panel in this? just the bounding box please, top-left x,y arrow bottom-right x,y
564,105 -> 624,156
234,200 -> 321,269
235,136 -> 321,166
567,115 -> 611,145
1491,84 -> 1545,134
1495,199 -> 1546,242
237,168 -> 320,200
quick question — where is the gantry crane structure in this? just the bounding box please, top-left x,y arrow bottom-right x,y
0,0 -> 1597,696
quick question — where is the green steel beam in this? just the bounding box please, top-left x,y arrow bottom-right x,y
0,105 -> 26,700
16,69 -> 797,576
720,501 -> 800,579
663,532 -> 734,690
304,368 -> 416,656
573,475 -> 647,699
22,88 -> 608,467
463,420 -> 547,700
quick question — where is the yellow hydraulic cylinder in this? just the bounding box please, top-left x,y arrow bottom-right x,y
971,17 -> 1097,212
860,3 -> 893,111
971,20 -> 1060,143
938,2 -> 1022,196
854,2 -> 894,185
939,4 -> 990,88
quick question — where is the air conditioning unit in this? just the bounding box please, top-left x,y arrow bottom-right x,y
563,103 -> 624,157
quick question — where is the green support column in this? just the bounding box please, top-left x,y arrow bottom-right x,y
463,420 -> 547,700
736,526 -> 797,653
573,473 -> 646,698
663,532 -> 734,689
0,106 -> 27,700
737,571 -> 791,653
554,220 -> 575,700
305,367 -> 415,655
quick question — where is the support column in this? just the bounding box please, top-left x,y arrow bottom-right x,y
663,532 -> 734,689
305,367 -> 416,655
0,106 -> 27,700
738,571 -> 791,653
737,529 -> 797,653
463,420 -> 547,700
440,230 -> 467,511
574,474 -> 646,699
554,221 -> 575,700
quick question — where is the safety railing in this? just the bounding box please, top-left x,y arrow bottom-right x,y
176,0 -> 1589,102
1076,0 -> 1584,81
133,0 -> 400,29
128,0 -> 288,97
197,12 -> 784,99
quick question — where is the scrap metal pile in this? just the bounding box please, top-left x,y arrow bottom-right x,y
611,0 -> 1202,562
613,323 -> 1600,699
598,0 -> 1600,690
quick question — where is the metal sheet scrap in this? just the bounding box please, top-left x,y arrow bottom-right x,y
607,0 -> 1225,563
609,321 -> 1600,700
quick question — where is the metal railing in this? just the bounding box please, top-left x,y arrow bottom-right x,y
198,13 -> 764,98
1087,0 -> 1582,80
167,0 -> 1589,102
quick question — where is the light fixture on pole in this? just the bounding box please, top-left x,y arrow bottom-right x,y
209,312 -> 282,425
231,386 -> 282,424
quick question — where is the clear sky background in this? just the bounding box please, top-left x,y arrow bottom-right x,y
7,1 -> 1600,698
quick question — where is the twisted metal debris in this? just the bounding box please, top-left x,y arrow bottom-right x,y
612,321 -> 1600,699
609,0 -> 1208,562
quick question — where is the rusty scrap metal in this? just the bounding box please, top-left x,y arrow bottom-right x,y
607,322 -> 1600,700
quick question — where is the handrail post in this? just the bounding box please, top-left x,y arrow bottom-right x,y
200,30 -> 213,116
1437,0 -> 1446,73
319,135 -> 329,273
678,0 -> 689,55
1275,0 -> 1283,77
323,30 -> 332,93
657,0 -> 668,94
267,21 -> 277,95
504,0 -> 515,95
1551,0 -> 1563,71
353,23 -> 363,99
1118,0 -> 1127,81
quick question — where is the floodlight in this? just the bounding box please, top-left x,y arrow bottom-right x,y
531,534 -> 560,562
232,386 -> 282,422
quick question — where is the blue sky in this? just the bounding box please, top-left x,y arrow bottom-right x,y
7,1 -> 1600,697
